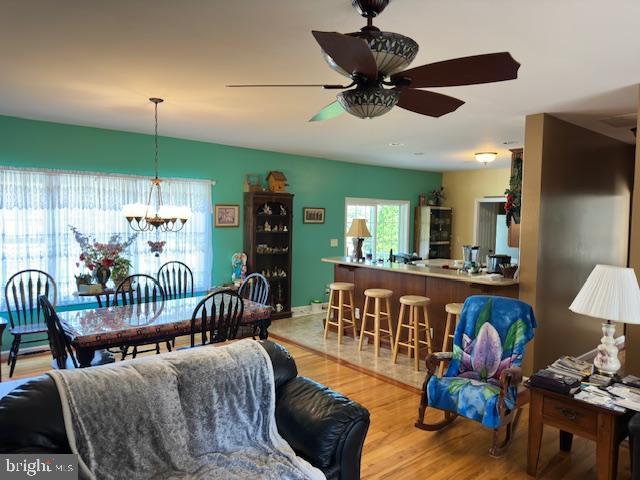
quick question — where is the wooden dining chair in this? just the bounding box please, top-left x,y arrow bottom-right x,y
190,289 -> 244,347
238,273 -> 270,338
157,261 -> 194,300
114,274 -> 167,358
238,273 -> 270,305
4,270 -> 57,377
38,296 -> 114,370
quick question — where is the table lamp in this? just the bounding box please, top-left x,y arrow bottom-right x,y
346,219 -> 371,261
569,264 -> 640,376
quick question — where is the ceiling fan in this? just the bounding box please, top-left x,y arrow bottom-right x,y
228,0 -> 521,122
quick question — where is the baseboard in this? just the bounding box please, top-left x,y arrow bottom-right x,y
290,303 -> 327,318
0,343 -> 49,361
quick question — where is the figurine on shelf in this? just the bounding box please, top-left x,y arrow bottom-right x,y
273,224 -> 279,232
280,205 -> 287,216
275,303 -> 284,312
283,225 -> 288,232
262,203 -> 272,215
264,221 -> 271,232
231,252 -> 247,285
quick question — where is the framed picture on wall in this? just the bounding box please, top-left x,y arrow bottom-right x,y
215,204 -> 240,227
303,207 -> 325,224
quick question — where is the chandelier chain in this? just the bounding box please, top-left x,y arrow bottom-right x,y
154,100 -> 159,180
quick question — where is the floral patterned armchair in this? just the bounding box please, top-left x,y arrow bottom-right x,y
416,295 -> 536,456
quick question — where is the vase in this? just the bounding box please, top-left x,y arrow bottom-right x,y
94,266 -> 111,289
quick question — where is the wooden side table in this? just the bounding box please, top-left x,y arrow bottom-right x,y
527,384 -> 632,480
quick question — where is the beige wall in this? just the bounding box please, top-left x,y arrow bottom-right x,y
625,87 -> 640,372
520,114 -> 634,371
442,168 -> 510,258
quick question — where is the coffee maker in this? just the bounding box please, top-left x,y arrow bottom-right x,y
461,245 -> 480,273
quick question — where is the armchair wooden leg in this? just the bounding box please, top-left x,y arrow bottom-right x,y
415,371 -> 458,431
416,410 -> 458,431
489,407 -> 522,458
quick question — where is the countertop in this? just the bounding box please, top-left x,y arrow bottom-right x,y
321,256 -> 519,287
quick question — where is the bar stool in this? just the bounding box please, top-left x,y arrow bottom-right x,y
392,295 -> 432,371
323,282 -> 357,344
439,302 -> 463,376
358,288 -> 394,357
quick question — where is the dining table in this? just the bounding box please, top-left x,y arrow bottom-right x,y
58,295 -> 273,368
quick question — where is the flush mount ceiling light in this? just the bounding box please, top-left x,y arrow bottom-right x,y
122,98 -> 192,232
475,152 -> 498,165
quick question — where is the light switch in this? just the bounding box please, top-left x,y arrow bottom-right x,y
330,239 -> 338,247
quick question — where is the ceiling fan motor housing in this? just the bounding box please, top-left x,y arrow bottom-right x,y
352,0 -> 390,17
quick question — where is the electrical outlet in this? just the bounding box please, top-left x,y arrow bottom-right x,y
355,307 -> 361,319
330,239 -> 338,247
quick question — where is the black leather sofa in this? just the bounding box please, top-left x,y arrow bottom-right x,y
0,341 -> 370,480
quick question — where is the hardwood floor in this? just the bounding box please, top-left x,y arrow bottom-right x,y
5,338 -> 632,480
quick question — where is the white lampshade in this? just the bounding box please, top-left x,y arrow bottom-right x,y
121,203 -> 147,218
569,264 -> 640,324
346,219 -> 371,238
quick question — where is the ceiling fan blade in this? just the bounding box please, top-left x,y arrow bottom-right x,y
309,101 -> 345,122
227,84 -> 346,88
395,89 -> 465,118
311,31 -> 378,80
393,52 -> 520,88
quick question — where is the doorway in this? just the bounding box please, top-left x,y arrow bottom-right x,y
474,197 -> 520,263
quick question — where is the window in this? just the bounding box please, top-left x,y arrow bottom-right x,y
345,198 -> 410,259
0,168 -> 212,308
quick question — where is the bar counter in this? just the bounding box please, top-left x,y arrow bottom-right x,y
321,256 -> 519,350
322,257 -> 518,287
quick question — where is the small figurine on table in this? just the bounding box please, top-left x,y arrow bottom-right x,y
231,252 -> 247,286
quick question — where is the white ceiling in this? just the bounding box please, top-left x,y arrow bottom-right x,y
1,0 -> 638,171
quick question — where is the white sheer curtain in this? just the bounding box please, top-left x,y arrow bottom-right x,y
0,168 -> 212,308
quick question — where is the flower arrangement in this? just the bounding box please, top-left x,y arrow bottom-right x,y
70,226 -> 137,285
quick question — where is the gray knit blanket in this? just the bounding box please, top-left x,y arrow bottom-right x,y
49,339 -> 326,480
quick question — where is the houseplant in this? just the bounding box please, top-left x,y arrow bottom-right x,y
70,226 -> 137,288
504,153 -> 522,227
427,187 -> 445,207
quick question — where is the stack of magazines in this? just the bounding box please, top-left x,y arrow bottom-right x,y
529,356 -> 593,394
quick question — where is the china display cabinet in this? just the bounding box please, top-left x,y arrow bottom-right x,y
243,192 -> 293,319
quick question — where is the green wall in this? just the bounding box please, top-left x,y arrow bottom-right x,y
0,114 -> 441,309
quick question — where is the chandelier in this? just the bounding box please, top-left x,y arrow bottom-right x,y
122,98 -> 191,232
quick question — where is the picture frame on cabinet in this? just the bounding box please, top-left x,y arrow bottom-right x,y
303,207 -> 325,224
215,204 -> 240,227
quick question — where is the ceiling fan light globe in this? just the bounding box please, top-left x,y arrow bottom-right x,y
321,31 -> 418,78
337,87 -> 400,119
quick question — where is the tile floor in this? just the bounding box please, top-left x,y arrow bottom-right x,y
269,313 -> 429,390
